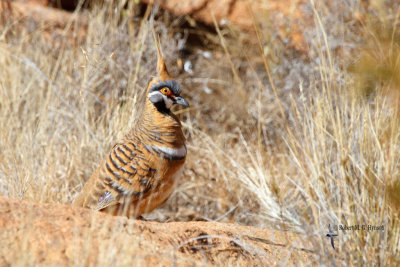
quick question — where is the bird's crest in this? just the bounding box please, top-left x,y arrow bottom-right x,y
147,29 -> 172,93
154,30 -> 171,81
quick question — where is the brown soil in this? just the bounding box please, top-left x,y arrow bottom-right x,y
0,196 -> 315,266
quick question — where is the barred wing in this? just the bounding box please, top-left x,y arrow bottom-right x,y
86,141 -> 155,211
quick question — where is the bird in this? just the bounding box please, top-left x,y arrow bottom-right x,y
73,33 -> 189,218
326,224 -> 338,249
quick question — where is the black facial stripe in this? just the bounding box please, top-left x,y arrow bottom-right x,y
153,100 -> 169,114
149,80 -> 182,95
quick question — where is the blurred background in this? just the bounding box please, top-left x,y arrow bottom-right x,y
0,0 -> 399,265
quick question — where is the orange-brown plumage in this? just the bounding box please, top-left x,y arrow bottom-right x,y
73,34 -> 189,218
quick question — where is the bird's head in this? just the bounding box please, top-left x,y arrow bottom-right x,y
146,31 -> 189,113
148,80 -> 189,110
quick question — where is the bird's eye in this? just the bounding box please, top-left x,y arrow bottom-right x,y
161,88 -> 170,95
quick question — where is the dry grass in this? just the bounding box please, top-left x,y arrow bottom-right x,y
0,0 -> 400,265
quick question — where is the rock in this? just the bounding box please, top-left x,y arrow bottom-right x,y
0,196 -> 315,265
1,0 -> 310,52
1,0 -> 87,27
142,0 -> 311,52
0,0 -> 87,45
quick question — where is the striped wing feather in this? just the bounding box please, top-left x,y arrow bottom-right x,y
86,141 -> 155,211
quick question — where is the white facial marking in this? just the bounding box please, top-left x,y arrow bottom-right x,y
149,91 -> 162,97
162,94 -> 174,109
148,91 -> 174,109
152,145 -> 187,158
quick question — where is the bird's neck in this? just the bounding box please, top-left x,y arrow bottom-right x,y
133,100 -> 186,147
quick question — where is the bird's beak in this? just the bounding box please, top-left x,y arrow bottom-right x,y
174,96 -> 189,107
